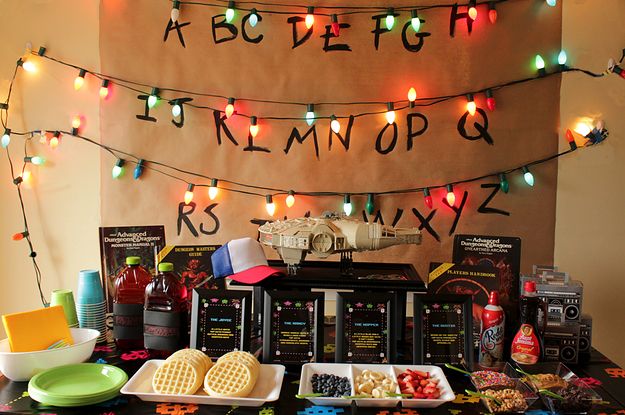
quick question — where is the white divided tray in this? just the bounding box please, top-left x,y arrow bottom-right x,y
298,363 -> 455,408
121,360 -> 285,407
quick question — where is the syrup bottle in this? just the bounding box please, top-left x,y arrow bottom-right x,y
113,256 -> 152,350
144,262 -> 188,357
511,281 -> 546,365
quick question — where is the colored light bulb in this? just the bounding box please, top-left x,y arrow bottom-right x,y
468,1 -> 478,20
249,8 -> 259,27
305,104 -> 315,126
411,10 -> 421,32
171,0 -> 181,22
49,132 -> 60,148
499,173 -> 509,193
249,116 -> 259,138
134,159 -> 144,180
488,2 -> 497,23
12,231 -> 28,241
330,115 -> 341,134
535,54 -> 545,70
226,1 -> 235,22
21,59 -> 36,73
343,194 -> 353,216
265,195 -> 276,216
574,122 -> 592,136
22,169 -> 31,183
446,185 -> 456,206
565,129 -> 577,150
225,97 -> 235,118
74,69 -> 87,90
1,129 -> 10,148
112,158 -> 125,179
558,50 -> 567,66
466,94 -> 476,116
485,89 -> 496,112
72,115 -> 82,129
331,15 -> 340,37
27,156 -> 45,165
39,131 -> 47,144
286,190 -> 296,208
385,103 -> 396,125
423,188 -> 433,209
366,193 -> 375,215
385,9 -> 395,30
408,87 -> 417,106
613,65 -> 625,79
184,184 -> 195,205
305,7 -> 315,29
523,166 -> 534,187
208,178 -> 219,200
546,0 -> 556,6
100,79 -> 110,99
172,102 -> 182,117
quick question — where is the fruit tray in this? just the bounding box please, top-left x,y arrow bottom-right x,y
121,360 -> 285,407
297,363 -> 455,408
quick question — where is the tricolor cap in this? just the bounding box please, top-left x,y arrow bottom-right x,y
212,237 -> 283,284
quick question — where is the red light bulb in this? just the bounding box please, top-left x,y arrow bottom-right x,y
565,129 -> 577,150
423,188 -> 433,209
485,89 -> 496,112
249,116 -> 259,138
488,2 -> 497,23
331,14 -> 340,36
614,65 -> 625,79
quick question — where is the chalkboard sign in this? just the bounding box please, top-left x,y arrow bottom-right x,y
335,292 -> 395,363
190,289 -> 251,359
413,294 -> 473,367
262,290 -> 324,364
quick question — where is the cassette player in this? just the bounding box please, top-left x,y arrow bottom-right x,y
522,269 -> 583,323
544,322 -> 581,364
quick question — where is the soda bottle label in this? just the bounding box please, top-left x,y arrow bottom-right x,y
511,323 -> 540,365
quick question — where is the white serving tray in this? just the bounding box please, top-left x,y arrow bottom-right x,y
298,363 -> 456,408
121,359 -> 285,407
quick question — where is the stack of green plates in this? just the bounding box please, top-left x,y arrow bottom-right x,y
28,363 -> 128,407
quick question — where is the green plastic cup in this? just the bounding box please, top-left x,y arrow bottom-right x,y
50,289 -> 79,327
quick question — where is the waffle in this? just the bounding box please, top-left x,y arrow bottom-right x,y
168,348 -> 213,373
217,351 -> 260,375
204,359 -> 257,397
152,359 -> 203,395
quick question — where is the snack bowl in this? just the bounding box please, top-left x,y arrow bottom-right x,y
470,364 -> 519,391
393,365 -> 455,408
476,379 -> 538,414
0,328 -> 99,381
514,362 -> 579,392
540,378 -> 603,414
298,363 -> 354,406
351,364 -> 400,407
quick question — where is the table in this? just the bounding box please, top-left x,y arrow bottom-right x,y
1,346 -> 625,415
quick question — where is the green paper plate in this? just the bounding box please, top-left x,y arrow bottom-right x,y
28,363 -> 127,407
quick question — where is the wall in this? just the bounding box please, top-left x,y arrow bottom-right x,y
556,0 -> 625,367
0,0 -> 101,337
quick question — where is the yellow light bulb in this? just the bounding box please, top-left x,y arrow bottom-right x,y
305,14 -> 314,29
286,191 -> 295,208
330,116 -> 341,134
408,87 -> 417,102
467,101 -> 477,116
184,191 -> 194,205
22,60 -> 37,73
22,170 -> 32,182
72,116 -> 82,129
74,76 -> 85,91
208,186 -> 218,200
385,110 -> 396,125
49,136 -> 59,148
574,122 -> 592,136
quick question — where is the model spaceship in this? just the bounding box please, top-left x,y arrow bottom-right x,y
258,212 -> 422,274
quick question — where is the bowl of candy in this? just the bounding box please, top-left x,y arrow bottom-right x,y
469,379 -> 538,414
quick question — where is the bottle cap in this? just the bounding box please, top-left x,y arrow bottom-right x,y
126,256 -> 141,265
158,262 -> 174,272
523,280 -> 537,293
488,290 -> 499,305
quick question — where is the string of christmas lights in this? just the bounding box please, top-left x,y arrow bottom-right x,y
21,49 -> 610,127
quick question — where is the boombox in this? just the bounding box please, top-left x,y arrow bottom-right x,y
579,314 -> 593,356
544,322 -> 581,364
522,270 -> 583,323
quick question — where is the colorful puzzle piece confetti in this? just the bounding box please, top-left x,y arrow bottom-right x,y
297,405 -> 344,415
95,358 -> 108,364
0,404 -> 12,411
605,368 -> 625,378
259,407 -> 274,415
579,377 -> 602,387
448,410 -> 462,415
155,403 -> 199,415
453,394 -> 481,404
94,346 -> 113,352
526,410 -> 551,415
121,350 -> 149,361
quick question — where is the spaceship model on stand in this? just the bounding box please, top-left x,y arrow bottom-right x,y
258,212 -> 422,275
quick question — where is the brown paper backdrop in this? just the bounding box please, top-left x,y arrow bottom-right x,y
99,0 -> 562,279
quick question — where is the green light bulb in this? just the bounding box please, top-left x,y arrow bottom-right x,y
523,167 -> 535,187
226,6 -> 235,22
343,194 -> 353,216
411,17 -> 420,32
499,173 -> 509,193
558,50 -> 567,66
148,95 -> 158,108
366,193 -> 375,215
112,159 -> 125,179
385,14 -> 395,30
535,54 -> 545,70
31,156 -> 45,165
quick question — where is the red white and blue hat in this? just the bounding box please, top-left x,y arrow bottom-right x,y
212,237 -> 283,284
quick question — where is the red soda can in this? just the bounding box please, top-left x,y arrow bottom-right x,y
479,291 -> 505,369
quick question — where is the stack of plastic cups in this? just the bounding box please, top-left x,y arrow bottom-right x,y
75,269 -> 107,343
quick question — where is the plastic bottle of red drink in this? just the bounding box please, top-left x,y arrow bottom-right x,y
479,291 -> 505,369
113,256 -> 152,350
511,281 -> 546,365
144,262 -> 188,358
